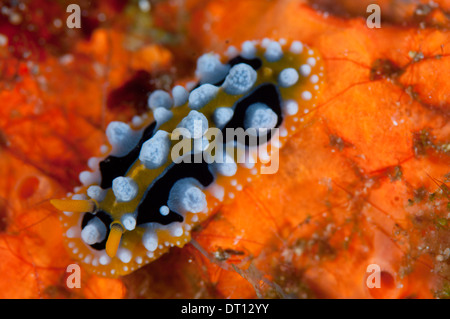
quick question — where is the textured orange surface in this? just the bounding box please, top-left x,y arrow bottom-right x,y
0,0 -> 449,298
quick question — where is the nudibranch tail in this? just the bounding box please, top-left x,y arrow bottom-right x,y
52,38 -> 325,277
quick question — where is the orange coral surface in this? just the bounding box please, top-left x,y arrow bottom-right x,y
0,0 -> 449,299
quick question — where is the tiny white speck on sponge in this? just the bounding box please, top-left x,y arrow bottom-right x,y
112,176 -> 139,202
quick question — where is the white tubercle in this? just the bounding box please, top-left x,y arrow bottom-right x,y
142,229 -> 158,252
196,53 -> 230,84
193,136 -> 210,152
99,253 -> 111,265
81,217 -> 107,245
222,63 -> 257,95
212,152 -> 238,177
290,41 -> 303,54
225,45 -> 239,59
244,102 -> 278,136
307,57 -> 316,66
139,130 -> 171,169
66,226 -> 80,238
87,185 -> 107,202
172,85 -> 189,107
87,157 -> 101,170
72,194 -> 87,200
264,40 -> 283,62
188,84 -> 219,110
121,213 -> 137,231
310,74 -> 319,84
207,184 -> 224,202
112,176 -> 139,202
132,115 -> 144,127
301,91 -> 312,101
299,64 -> 312,77
148,90 -> 173,110
159,205 -> 170,216
117,248 -> 132,263
169,224 -> 184,237
79,170 -> 101,186
213,107 -> 234,129
177,110 -> 209,139
167,178 -> 207,215
153,107 -> 173,126
278,68 -> 299,88
241,40 -> 257,59
106,121 -> 140,157
283,100 -> 299,116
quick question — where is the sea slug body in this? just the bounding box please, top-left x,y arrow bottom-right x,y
51,38 -> 325,277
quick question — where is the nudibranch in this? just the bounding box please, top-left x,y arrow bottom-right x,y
51,39 -> 324,277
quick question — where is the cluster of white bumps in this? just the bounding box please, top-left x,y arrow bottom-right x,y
72,38 -> 322,273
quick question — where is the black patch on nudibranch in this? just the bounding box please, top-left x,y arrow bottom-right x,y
81,210 -> 113,251
136,154 -> 214,226
99,122 -> 156,189
222,83 -> 283,146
